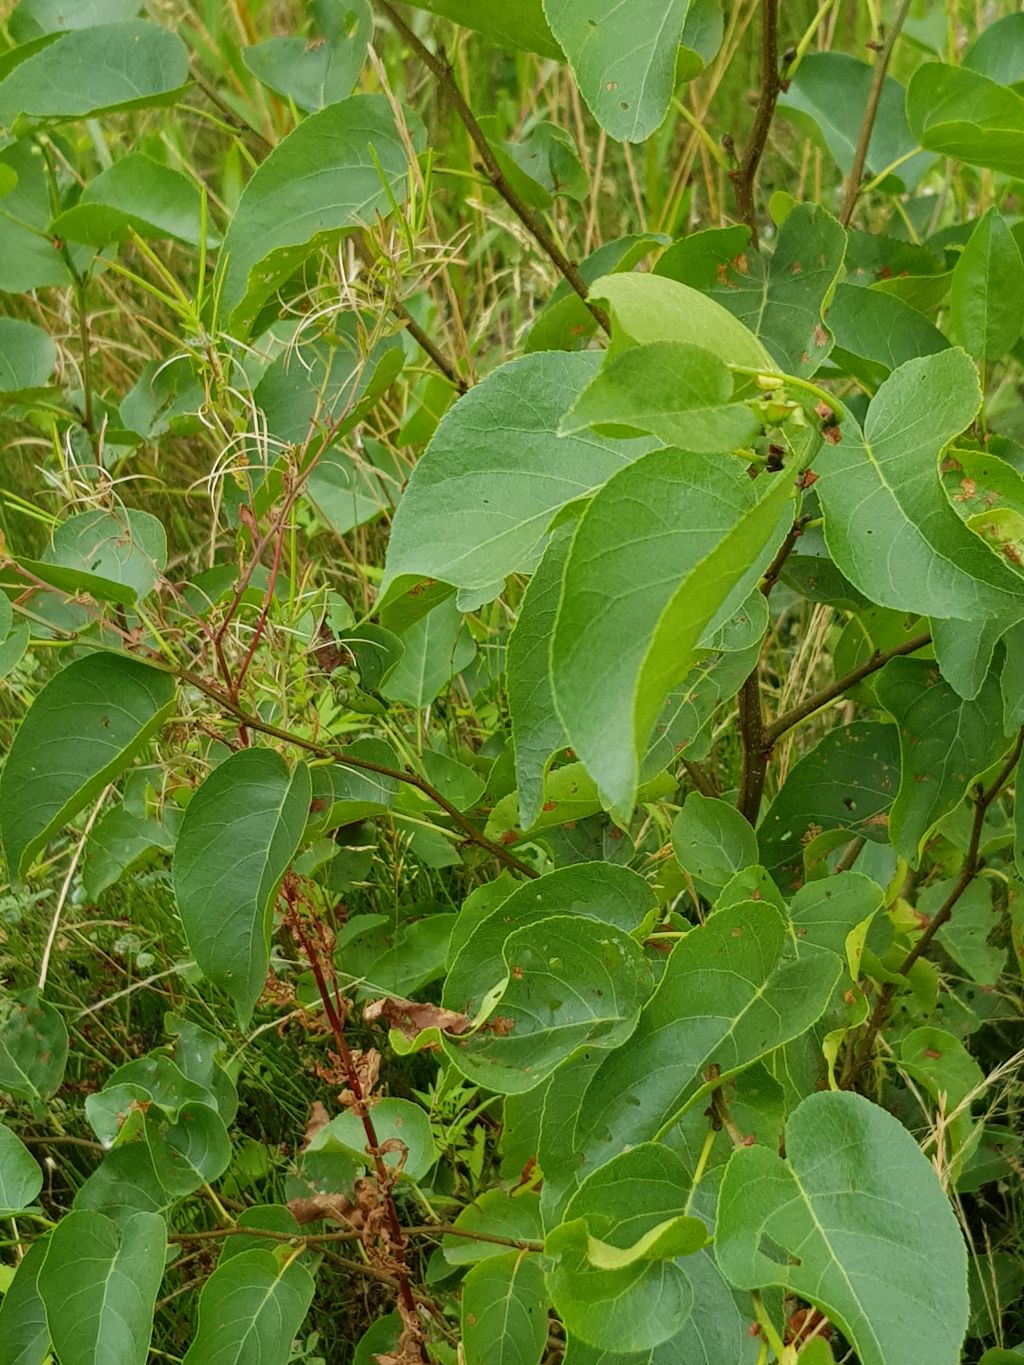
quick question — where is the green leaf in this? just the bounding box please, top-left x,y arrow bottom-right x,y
542,0 -> 691,142
560,340 -> 760,450
182,1247 -> 315,1365
0,139 -> 73,291
0,1234 -> 49,1365
826,282 -> 948,388
671,793 -> 759,898
462,1252 -> 549,1365
38,1210 -> 166,1365
0,990 -> 68,1104
380,596 -> 476,707
787,871 -> 883,977
656,204 -> 847,376
51,152 -> 212,248
243,0 -> 370,111
8,0 -> 140,41
551,449 -> 794,813
218,94 -> 414,333
443,1190 -> 543,1264
443,914 -> 653,1094
907,61 -> 1024,177
306,1097 -> 436,1181
901,1025 -> 984,1165
0,1125 -> 41,1215
816,350 -> 1024,619
0,318 -> 55,399
964,12 -> 1024,87
406,0 -> 562,59
779,52 -> 929,188
0,654 -> 175,880
545,1144 -> 704,1350
715,1090 -> 969,1365
83,805 -> 173,899
0,21 -> 188,126
923,878 -> 1005,986
875,658 -> 1008,864
951,208 -> 1024,360
173,748 -> 311,1027
570,901 -> 841,1185
25,507 -> 167,605
381,350 -> 654,600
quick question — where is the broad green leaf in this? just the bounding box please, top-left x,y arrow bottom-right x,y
38,1210 -> 165,1365
560,341 -> 760,450
951,208 -> 1024,360
907,62 -> 1024,177
542,0 -> 691,142
379,596 -> 476,707
51,152 -> 212,248
826,282 -> 948,388
779,52 -> 930,188
656,204 -> 847,376
83,805 -> 173,899
922,878 -> 1006,987
444,914 -> 653,1093
0,654 -> 175,880
0,1234 -> 49,1365
816,350 -> 1024,619
381,350 -> 654,600
25,507 -> 167,605
8,0 -> 140,41
443,1190 -> 543,1264
875,658 -> 1007,864
173,749 -> 311,1027
671,793 -> 759,898
218,94 -> 414,333
219,1206 -> 300,1263
445,863 -> 657,1017
758,723 -> 900,889
307,752 -> 397,832
119,354 -> 203,440
407,0 -> 562,58
545,1144 -> 704,1350
306,1097 -> 436,1181
0,990 -> 67,1104
182,1247 -> 315,1365
571,902 -> 841,1184
931,616 -> 1007,701
507,525 -> 571,828
0,139 -> 73,291
0,1125 -> 41,1215
787,871 -> 883,978
480,115 -> 588,210
485,762 -> 674,844
716,1090 -> 969,1365
243,0 -> 370,111
901,1025 -> 984,1165
0,22 -> 188,126
551,449 -> 793,813
0,318 -> 55,398
964,12 -> 1024,87
462,1252 -> 549,1365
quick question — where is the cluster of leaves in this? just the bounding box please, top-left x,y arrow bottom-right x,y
1,1 -> 1024,1363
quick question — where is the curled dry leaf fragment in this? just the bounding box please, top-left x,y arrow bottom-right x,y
364,996 -> 473,1040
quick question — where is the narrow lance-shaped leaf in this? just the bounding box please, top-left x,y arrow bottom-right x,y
173,749 -> 311,1027
715,1090 -> 970,1365
0,654 -> 176,880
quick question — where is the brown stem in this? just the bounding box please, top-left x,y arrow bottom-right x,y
839,0 -> 915,226
375,1 -> 608,331
683,758 -> 720,799
730,0 -> 781,249
232,513 -> 286,701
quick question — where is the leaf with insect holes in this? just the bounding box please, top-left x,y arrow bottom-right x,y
173,748 -> 311,1027
716,1091 -> 970,1365
0,654 -> 175,881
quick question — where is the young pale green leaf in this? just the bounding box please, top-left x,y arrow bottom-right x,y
381,351 -> 654,601
715,1090 -> 969,1365
816,350 -> 1024,620
901,1025 -> 984,1165
306,1097 -> 436,1181
173,749 -> 311,1027
181,1247 -> 315,1365
38,1210 -> 166,1365
8,0 -> 140,41
907,62 -> 1024,177
0,1234 -> 49,1365
218,94 -> 414,333
0,1124 -> 42,1215
545,1144 -> 704,1351
951,208 -> 1024,360
462,1251 -> 549,1365
656,203 -> 847,376
0,654 -> 175,880
0,991 -> 68,1105
875,658 -> 1008,864
50,152 -> 212,248
671,793 -> 759,898
0,318 -> 55,398
243,0 -> 370,111
443,915 -> 653,1094
542,0 -> 692,143
0,21 -> 188,126
560,340 -> 759,450
551,449 -> 794,813
758,722 -> 900,889
570,902 -> 841,1185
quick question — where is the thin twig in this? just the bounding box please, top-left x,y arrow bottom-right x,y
839,0 -> 915,226
38,792 -> 107,990
730,0 -> 781,248
375,0 -> 608,331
